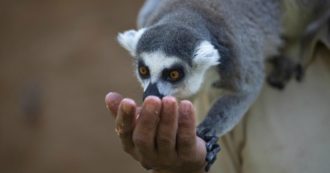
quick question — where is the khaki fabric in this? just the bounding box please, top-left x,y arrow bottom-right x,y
194,49 -> 330,173
281,0 -> 330,68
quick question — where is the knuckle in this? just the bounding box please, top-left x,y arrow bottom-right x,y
179,135 -> 194,147
119,129 -> 132,137
116,128 -> 133,139
133,135 -> 149,147
157,135 -> 173,146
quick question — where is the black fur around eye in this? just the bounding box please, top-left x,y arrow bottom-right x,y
162,66 -> 185,83
138,65 -> 150,78
137,61 -> 150,79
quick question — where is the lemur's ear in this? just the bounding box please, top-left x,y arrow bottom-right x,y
117,28 -> 146,56
193,41 -> 220,69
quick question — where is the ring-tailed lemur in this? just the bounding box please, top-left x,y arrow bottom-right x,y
117,0 -> 330,171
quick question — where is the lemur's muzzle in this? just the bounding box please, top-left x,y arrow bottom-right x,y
143,83 -> 164,100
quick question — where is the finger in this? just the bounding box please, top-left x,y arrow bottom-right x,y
105,92 -> 124,116
133,96 -> 161,162
116,98 -> 137,154
156,96 -> 178,158
177,100 -> 197,157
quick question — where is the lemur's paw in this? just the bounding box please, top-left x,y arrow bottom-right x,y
197,128 -> 221,172
267,56 -> 304,90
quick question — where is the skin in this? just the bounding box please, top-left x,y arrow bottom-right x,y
105,92 -> 207,173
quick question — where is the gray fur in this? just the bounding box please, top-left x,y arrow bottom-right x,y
137,0 -> 161,28
136,24 -> 202,66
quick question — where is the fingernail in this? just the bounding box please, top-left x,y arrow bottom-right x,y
145,100 -> 156,113
180,100 -> 193,115
145,103 -> 154,113
122,99 -> 134,114
162,96 -> 177,104
144,96 -> 161,113
105,92 -> 113,102
106,93 -> 117,109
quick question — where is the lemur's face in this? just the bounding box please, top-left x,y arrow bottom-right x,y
136,51 -> 201,99
117,27 -> 220,100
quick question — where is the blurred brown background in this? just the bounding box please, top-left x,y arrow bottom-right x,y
0,1 -> 146,173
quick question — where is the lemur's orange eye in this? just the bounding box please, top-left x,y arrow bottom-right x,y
139,66 -> 149,77
169,70 -> 180,81
162,66 -> 184,83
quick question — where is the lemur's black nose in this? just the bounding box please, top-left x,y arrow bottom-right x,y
143,83 -> 164,101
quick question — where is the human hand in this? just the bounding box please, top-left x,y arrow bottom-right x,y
105,92 -> 207,173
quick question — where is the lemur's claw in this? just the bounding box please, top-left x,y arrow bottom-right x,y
206,136 -> 219,151
197,128 -> 221,172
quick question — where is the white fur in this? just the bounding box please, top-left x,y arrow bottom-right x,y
193,41 -> 221,69
157,81 -> 173,96
172,41 -> 221,98
140,51 -> 181,83
117,28 -> 146,56
173,67 -> 208,99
